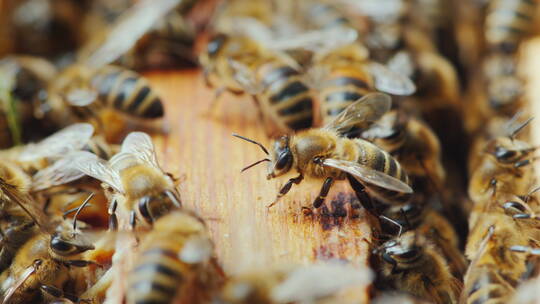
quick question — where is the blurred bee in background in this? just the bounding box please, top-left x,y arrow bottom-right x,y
126,209 -> 223,304
0,55 -> 57,148
0,181 -> 97,304
310,43 -> 416,127
64,132 -> 181,230
381,201 -> 467,278
220,261 -> 372,304
201,33 -> 316,135
235,93 -> 412,214
376,230 -> 462,304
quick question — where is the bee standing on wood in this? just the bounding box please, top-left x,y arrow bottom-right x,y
234,93 -> 412,214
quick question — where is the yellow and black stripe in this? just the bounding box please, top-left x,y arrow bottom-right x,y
486,0 -> 538,52
354,139 -> 411,204
258,63 -> 314,130
90,66 -> 164,119
83,136 -> 114,160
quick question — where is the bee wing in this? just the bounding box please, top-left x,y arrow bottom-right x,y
31,155 -> 86,191
228,59 -> 263,95
69,151 -> 124,193
65,88 -> 99,107
82,0 -> 180,67
386,51 -> 415,80
323,93 -> 392,135
120,132 -> 161,170
18,123 -> 94,162
503,111 -> 533,138
2,263 -> 37,304
322,158 -> 413,193
0,178 -> 52,232
367,62 -> 416,96
179,236 -> 214,264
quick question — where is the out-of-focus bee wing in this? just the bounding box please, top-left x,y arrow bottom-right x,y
31,155 -> 86,191
120,132 -> 161,170
339,0 -> 406,22
18,123 -> 94,162
322,158 -> 413,193
69,151 -> 124,193
503,110 -> 532,138
271,262 -> 373,303
179,236 -> 214,264
323,93 -> 392,135
367,62 -> 416,96
386,51 -> 415,80
228,59 -> 263,95
83,0 -> 181,67
0,178 -> 51,232
65,88 -> 98,107
361,124 -> 395,140
304,65 -> 330,91
270,27 -> 358,53
2,263 -> 37,304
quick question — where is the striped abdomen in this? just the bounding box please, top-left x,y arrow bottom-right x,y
463,266 -> 514,304
128,246 -> 189,304
257,62 -> 314,131
90,65 -> 164,119
354,138 -> 411,204
83,136 -> 114,160
486,0 -> 538,52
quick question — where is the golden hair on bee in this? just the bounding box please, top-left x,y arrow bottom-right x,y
234,93 -> 412,214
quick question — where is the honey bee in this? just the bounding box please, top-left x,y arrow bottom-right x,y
65,132 -> 181,229
201,33 -> 315,135
312,43 -> 416,128
482,53 -> 524,116
377,230 -> 462,304
0,55 -> 57,147
126,209 -> 223,304
0,180 -> 97,304
220,262 -> 372,304
468,116 -> 536,204
381,202 -> 467,277
362,109 -> 445,193
485,0 -> 539,53
234,93 -> 412,214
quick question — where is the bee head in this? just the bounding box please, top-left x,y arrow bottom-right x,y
487,76 -> 523,112
382,231 -> 422,268
268,136 -> 293,179
49,226 -> 94,258
487,137 -> 533,164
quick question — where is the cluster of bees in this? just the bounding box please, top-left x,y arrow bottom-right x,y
0,0 -> 540,303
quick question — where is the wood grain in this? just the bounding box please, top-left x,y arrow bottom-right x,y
144,69 -> 372,301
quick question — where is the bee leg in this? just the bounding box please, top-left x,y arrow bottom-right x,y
40,285 -> 89,303
108,200 -> 118,231
381,252 -> 398,274
313,177 -> 334,209
64,260 -> 100,267
346,174 -> 378,216
130,211 -> 137,230
267,174 -> 304,208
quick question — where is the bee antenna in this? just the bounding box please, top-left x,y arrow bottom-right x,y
0,178 -> 46,231
379,215 -> 403,237
510,117 -> 534,139
73,193 -> 94,231
524,186 -> 540,203
241,158 -> 271,172
232,134 -> 269,155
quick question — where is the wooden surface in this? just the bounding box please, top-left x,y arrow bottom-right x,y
144,69 -> 372,300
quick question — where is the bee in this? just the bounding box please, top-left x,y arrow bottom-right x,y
220,262 -> 372,304
126,209 -> 222,304
0,180 -> 97,304
362,109 -> 445,193
468,116 -> 536,204
64,131 -> 181,229
0,55 -> 57,147
304,1 -> 355,31
482,53 -> 524,116
234,93 -> 412,214
485,0 -> 539,53
381,202 -> 467,278
312,43 -> 416,128
201,34 -> 315,135
377,230 -> 462,304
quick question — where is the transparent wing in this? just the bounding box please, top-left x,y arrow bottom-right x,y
2,263 -> 37,304
65,88 -> 98,107
386,51 -> 415,79
18,123 -> 94,162
322,158 -> 413,193
367,62 -> 416,96
69,151 -> 124,193
31,155 -> 86,191
83,0 -> 181,67
270,27 -> 358,53
0,179 -> 51,232
120,132 -> 160,170
323,93 -> 392,135
228,59 -> 262,95
503,111 -> 533,138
